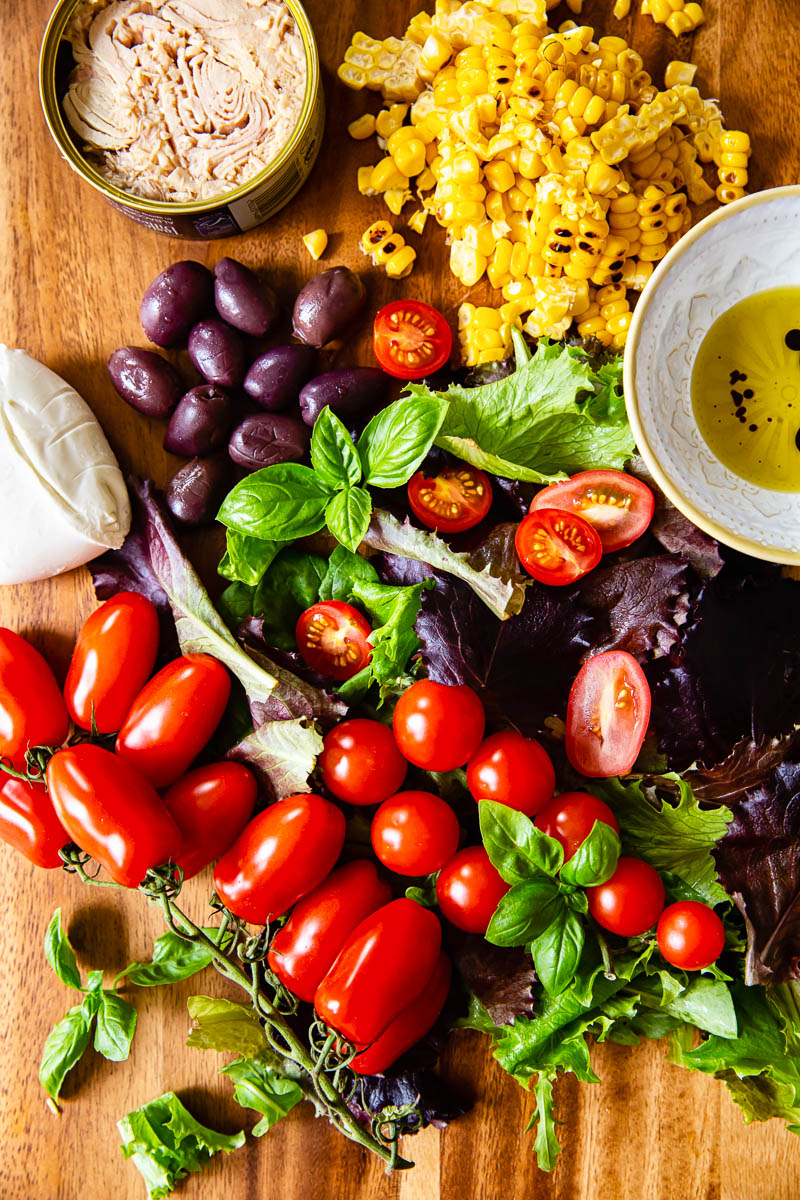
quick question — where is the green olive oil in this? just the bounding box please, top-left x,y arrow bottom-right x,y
691,286 -> 800,491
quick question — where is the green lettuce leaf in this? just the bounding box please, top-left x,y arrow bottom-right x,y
186,996 -> 269,1058
220,1057 -> 303,1136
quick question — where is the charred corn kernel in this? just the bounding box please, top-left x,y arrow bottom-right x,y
484,159 -> 516,192
361,219 -> 394,255
302,228 -> 328,260
370,157 -> 410,192
357,165 -> 376,195
348,113 -> 377,140
376,104 -> 410,139
385,244 -> 417,278
716,183 -> 746,204
487,238 -> 514,287
613,0 -> 631,16
384,188 -> 412,215
718,166 -> 748,188
450,239 -> 488,286
374,234 -> 406,266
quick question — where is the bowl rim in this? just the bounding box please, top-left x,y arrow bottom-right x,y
623,184 -> 800,566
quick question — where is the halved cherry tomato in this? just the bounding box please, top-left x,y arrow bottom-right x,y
371,790 -> 460,876
587,856 -> 664,936
46,744 -> 181,888
530,470 -> 655,553
657,901 -> 725,971
393,679 -> 485,772
534,792 -> 620,861
566,650 -> 651,778
319,719 -> 407,806
466,731 -> 555,818
436,846 -> 510,934
350,952 -> 452,1075
163,762 -> 257,881
213,793 -> 346,924
515,508 -> 602,586
0,774 -> 69,869
296,601 -> 372,683
408,465 -> 492,534
0,629 -> 69,765
64,593 -> 159,733
268,860 -> 392,1002
373,299 -> 452,380
115,654 -> 231,788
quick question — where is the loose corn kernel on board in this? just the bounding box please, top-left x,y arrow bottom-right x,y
2,2 -> 800,1199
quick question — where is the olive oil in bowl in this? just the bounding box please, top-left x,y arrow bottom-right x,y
691,287 -> 800,492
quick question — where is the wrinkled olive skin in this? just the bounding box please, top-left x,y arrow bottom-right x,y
299,367 -> 389,427
166,454 -> 230,525
244,345 -> 317,412
140,261 -> 214,348
228,413 -> 310,472
163,384 -> 234,457
188,319 -> 246,387
292,266 -> 367,348
107,346 -> 184,418
214,257 -> 279,336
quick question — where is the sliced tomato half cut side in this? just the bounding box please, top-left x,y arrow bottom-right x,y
408,465 -> 492,533
515,508 -> 602,585
373,300 -> 452,380
296,601 -> 372,682
566,650 -> 651,778
530,469 -> 655,552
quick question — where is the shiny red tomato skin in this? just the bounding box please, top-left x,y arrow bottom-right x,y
163,762 -> 257,881
373,299 -> 452,380
213,793 -> 346,924
530,470 -> 655,553
267,860 -> 392,1002
0,775 -> 70,869
656,901 -> 725,970
466,731 -> 555,817
319,719 -> 407,806
393,680 -> 485,771
407,465 -> 493,534
0,629 -> 69,764
64,593 -> 160,733
534,792 -> 620,861
351,952 -> 452,1075
314,898 -> 442,1045
566,650 -> 651,778
515,508 -> 602,586
46,744 -> 181,887
296,601 -> 372,682
115,654 -> 231,788
371,790 -> 460,876
587,856 -> 665,937
436,846 -> 510,934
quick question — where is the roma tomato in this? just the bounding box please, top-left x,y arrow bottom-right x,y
319,719 -> 407,806
350,952 -> 452,1075
515,508 -> 602,586
435,846 -> 509,934
657,901 -> 725,971
0,629 -> 69,764
373,299 -> 452,380
371,790 -> 460,876
408,465 -> 492,534
393,679 -> 485,771
296,601 -> 372,682
64,593 -> 159,733
115,654 -> 231,787
267,860 -> 392,1002
466,731 -> 555,817
314,898 -> 442,1046
587,856 -> 665,937
530,470 -> 655,553
46,744 -> 181,887
566,650 -> 651,778
213,793 -> 345,924
534,792 -> 620,862
0,775 -> 69,869
163,762 -> 257,881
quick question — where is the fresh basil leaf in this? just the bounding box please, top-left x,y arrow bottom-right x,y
405,873 -> 439,909
186,996 -> 269,1058
563,887 -> 589,913
531,906 -> 585,996
318,545 -> 378,601
251,548 -> 328,650
357,394 -> 448,488
311,405 -> 362,489
527,1072 -> 560,1172
480,799 -> 564,883
220,1057 -> 303,1136
218,464 -> 333,541
84,969 -> 104,994
44,909 -> 82,991
39,1004 -> 94,1101
560,820 -> 621,888
118,929 -> 225,988
94,991 -> 137,1062
218,531 -> 285,587
325,486 -> 372,553
486,879 -> 562,947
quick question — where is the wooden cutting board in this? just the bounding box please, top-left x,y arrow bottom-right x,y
1,2 -> 799,1197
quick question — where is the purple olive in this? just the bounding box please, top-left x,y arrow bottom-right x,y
188,319 -> 246,387
299,367 -> 389,427
107,346 -> 184,418
140,261 -> 214,348
292,267 -> 367,348
228,413 -> 310,472
166,453 -> 231,526
244,345 -> 317,412
213,258 -> 278,336
164,384 -> 234,457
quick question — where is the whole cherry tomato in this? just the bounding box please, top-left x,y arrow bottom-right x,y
0,774 -> 69,869
295,601 -> 372,682
587,856 -> 665,937
435,846 -> 510,934
371,790 -> 460,876
407,465 -> 492,534
351,952 -> 452,1075
466,730 -> 555,818
372,299 -> 452,380
657,901 -> 726,971
115,654 -> 231,787
319,719 -> 407,806
46,744 -> 181,888
534,792 -> 620,861
566,651 -> 651,778
0,629 -> 69,765
213,793 -> 345,924
163,762 -> 257,880
268,860 -> 392,1002
515,508 -> 602,586
64,593 -> 159,733
393,680 -> 485,772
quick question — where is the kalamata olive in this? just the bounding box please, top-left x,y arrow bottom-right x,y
140,260 -> 214,348
299,368 -> 389,427
166,454 -> 230,526
292,267 -> 367,348
213,257 -> 279,336
164,384 -> 234,457
188,319 -> 246,387
244,345 -> 317,412
107,346 -> 184,418
228,413 -> 310,472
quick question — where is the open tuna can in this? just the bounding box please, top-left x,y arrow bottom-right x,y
39,0 -> 324,239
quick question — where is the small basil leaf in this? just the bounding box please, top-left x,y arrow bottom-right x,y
217,464 -> 332,541
563,887 -> 589,913
405,873 -> 439,909
39,1004 -> 94,1101
220,1057 -> 303,1136
357,394 -> 448,488
118,929 -> 226,988
218,531 -> 286,587
485,878 -> 561,947
479,799 -> 564,884
93,991 -> 137,1062
318,544 -> 378,602
325,487 -> 373,553
531,906 -> 585,996
44,909 -> 82,991
560,820 -> 621,888
310,406 -> 362,489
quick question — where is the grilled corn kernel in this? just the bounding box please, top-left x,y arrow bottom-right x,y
361,219 -> 394,255
385,244 -> 417,278
302,228 -> 328,260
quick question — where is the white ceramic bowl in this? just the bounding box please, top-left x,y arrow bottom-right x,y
624,185 -> 800,564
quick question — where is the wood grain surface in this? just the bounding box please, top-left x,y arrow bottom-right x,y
1,2 -> 799,1198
